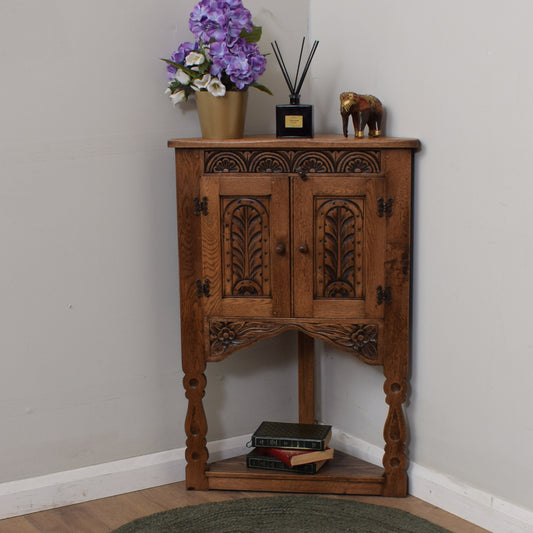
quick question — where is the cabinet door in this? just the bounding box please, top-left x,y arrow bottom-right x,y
200,175 -> 290,318
292,176 -> 386,319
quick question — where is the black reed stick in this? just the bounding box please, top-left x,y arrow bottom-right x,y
271,41 -> 295,94
295,40 -> 319,95
293,37 -> 306,95
270,43 -> 286,84
271,38 -> 319,101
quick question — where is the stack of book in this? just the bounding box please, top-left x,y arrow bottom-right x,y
246,421 -> 334,474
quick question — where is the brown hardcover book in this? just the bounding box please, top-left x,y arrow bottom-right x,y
246,448 -> 328,474
265,446 -> 334,467
251,421 -> 332,450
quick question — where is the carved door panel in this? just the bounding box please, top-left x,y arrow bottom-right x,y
200,175 -> 291,318
292,176 -> 386,319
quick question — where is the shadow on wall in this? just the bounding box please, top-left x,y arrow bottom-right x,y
203,332 -> 298,440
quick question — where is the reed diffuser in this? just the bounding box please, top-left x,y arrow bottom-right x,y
271,38 -> 319,138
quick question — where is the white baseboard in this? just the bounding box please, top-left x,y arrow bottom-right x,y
408,463 -> 533,533
0,435 -> 248,520
331,429 -> 533,533
1,431 -> 532,533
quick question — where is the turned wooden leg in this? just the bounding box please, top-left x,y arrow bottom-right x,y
382,372 -> 408,496
183,366 -> 209,490
298,332 -> 315,424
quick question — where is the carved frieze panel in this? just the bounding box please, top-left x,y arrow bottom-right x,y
205,151 -> 248,173
337,151 -> 381,173
204,150 -> 381,174
315,197 -> 365,299
221,196 -> 271,297
208,319 -> 379,364
248,151 -> 292,173
292,151 -> 335,173
209,321 -> 287,359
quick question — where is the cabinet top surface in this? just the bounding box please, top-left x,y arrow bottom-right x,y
167,134 -> 420,150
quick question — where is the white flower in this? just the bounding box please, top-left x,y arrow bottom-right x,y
184,51 -> 205,66
193,74 -> 211,91
169,90 -> 186,105
164,87 -> 171,95
207,77 -> 226,97
174,69 -> 191,85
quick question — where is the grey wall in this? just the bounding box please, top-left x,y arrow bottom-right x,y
310,0 -> 533,512
0,0 -> 307,483
2,0 -> 532,518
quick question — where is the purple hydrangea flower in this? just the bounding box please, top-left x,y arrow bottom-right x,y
243,40 -> 266,76
189,0 -> 252,43
164,0 -> 270,99
208,40 -> 229,77
224,51 -> 252,89
207,36 -> 266,88
222,39 -> 265,88
227,7 -> 252,41
189,0 -> 225,42
208,36 -> 266,88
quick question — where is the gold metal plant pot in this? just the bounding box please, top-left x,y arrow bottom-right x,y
196,90 -> 248,139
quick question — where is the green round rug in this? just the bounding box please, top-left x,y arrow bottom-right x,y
111,495 -> 452,533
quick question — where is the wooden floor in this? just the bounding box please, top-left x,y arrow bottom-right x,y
0,481 -> 491,533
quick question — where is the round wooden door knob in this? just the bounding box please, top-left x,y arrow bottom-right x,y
275,242 -> 286,254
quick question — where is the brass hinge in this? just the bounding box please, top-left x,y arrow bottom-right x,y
193,196 -> 208,216
377,197 -> 393,217
196,279 -> 211,298
377,285 -> 392,305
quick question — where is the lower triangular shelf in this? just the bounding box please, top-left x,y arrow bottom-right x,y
206,450 -> 385,495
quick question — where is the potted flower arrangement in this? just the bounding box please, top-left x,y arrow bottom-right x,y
163,0 -> 271,139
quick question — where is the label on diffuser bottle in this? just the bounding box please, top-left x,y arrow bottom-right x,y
285,115 -> 303,128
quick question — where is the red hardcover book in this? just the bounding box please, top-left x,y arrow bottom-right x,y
247,449 -> 328,474
264,447 -> 334,467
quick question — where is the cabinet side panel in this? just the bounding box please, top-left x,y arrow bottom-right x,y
175,150 -> 205,365
382,149 -> 412,376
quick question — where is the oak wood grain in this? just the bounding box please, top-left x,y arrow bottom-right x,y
175,150 -> 209,490
168,134 -> 421,150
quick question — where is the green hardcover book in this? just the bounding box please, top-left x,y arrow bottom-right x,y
250,421 -> 332,450
246,448 -> 327,474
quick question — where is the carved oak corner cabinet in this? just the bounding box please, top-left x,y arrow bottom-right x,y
168,134 -> 420,497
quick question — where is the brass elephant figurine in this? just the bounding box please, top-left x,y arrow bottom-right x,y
340,92 -> 383,138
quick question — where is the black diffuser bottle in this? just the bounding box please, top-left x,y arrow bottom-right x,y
272,39 -> 318,138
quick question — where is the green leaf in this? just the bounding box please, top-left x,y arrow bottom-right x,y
251,82 -> 273,95
239,25 -> 262,43
161,58 -> 198,78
